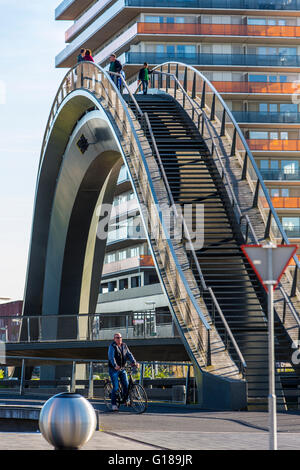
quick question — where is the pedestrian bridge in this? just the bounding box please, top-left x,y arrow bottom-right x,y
20,61 -> 300,410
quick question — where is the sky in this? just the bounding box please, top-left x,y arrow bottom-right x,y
0,1 -> 72,301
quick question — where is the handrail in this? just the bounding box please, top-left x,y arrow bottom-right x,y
148,62 -> 300,337
134,71 -> 247,374
150,62 -> 300,274
37,61 -> 214,370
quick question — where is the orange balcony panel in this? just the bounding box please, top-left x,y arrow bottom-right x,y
247,139 -> 300,151
261,197 -> 300,209
140,254 -> 155,267
212,81 -> 300,95
137,22 -> 300,38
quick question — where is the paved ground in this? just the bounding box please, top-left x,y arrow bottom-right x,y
1,398 -> 300,450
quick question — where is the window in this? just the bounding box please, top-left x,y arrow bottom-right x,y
250,131 -> 268,139
118,250 -> 127,261
130,246 -> 140,258
282,189 -> 290,197
131,276 -> 141,288
106,253 -> 116,263
119,278 -> 128,290
260,160 -> 269,169
282,160 -> 299,174
271,189 -> 280,197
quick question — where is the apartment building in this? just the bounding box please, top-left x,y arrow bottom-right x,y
55,0 -> 300,308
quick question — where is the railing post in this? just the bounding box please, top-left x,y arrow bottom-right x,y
19,359 -> 25,396
230,128 -> 237,156
200,82 -> 206,108
158,67 -> 162,89
206,330 -> 211,367
264,210 -> 272,239
71,361 -> 76,393
291,267 -> 298,297
282,299 -> 287,324
185,364 -> 190,405
253,179 -> 260,208
242,152 -> 248,180
166,63 -> 170,91
126,315 -> 129,339
210,94 -> 215,121
220,109 -> 226,136
191,72 -> 196,99
27,317 -> 30,343
139,363 -> 144,386
183,67 -> 187,92
88,362 -> 94,399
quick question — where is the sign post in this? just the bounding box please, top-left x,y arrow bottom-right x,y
241,242 -> 297,451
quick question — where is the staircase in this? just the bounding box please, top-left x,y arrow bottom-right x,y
126,92 -> 299,409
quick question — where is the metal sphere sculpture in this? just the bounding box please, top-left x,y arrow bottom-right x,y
39,393 -> 97,450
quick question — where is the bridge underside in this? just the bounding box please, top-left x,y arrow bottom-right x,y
6,339 -> 188,364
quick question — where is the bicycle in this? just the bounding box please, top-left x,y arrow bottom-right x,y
104,365 -> 148,414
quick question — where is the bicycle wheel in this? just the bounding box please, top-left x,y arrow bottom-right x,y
129,384 -> 148,414
104,382 -> 113,411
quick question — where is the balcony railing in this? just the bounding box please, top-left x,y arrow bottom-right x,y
102,254 -> 154,275
259,169 -> 300,180
247,139 -> 300,152
137,22 -> 300,38
233,111 -> 300,123
0,312 -> 177,343
107,225 -> 146,243
125,52 -> 300,67
212,81 -> 300,94
261,197 -> 300,209
126,0 -> 300,9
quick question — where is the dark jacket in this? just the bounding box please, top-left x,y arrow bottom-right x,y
108,341 -> 135,369
109,59 -> 122,74
138,67 -> 152,81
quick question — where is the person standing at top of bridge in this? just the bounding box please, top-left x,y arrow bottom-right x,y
83,49 -> 94,62
108,332 -> 138,411
138,62 -> 152,95
108,54 -> 123,90
77,48 -> 86,63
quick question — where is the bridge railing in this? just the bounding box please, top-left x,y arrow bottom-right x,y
0,313 -> 179,343
0,355 -> 194,401
31,62 -> 213,371
146,62 -> 300,344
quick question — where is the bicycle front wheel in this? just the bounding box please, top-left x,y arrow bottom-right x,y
104,382 -> 113,411
129,384 -> 148,414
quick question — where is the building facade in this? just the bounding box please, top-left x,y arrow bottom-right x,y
55,0 -> 300,315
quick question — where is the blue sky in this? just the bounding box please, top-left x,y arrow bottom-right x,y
0,1 -> 71,300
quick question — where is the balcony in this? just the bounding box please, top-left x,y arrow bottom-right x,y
212,81 -> 300,95
261,197 -> 300,209
55,0 -> 96,20
102,255 -> 154,275
136,22 -> 300,38
126,0 -> 300,10
259,169 -> 300,181
274,226 -> 300,238
247,139 -> 300,152
125,52 -> 300,68
232,111 -> 300,123
107,225 -> 146,244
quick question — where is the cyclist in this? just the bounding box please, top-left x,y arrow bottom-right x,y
108,332 -> 139,411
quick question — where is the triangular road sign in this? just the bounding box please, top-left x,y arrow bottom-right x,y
241,244 -> 297,291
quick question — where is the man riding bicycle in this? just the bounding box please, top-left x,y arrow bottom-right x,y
108,332 -> 139,411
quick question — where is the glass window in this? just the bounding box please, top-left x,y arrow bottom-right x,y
119,278 -> 128,290
279,47 -> 297,56
106,253 -> 116,263
271,189 -> 280,197
175,17 -> 185,23
282,160 -> 299,173
259,103 -> 268,112
260,160 -> 269,169
279,76 -> 287,83
118,250 -> 127,261
156,45 -> 164,54
270,160 -> 279,169
270,132 -> 279,139
130,246 -> 140,257
270,103 -> 278,113
282,188 -> 290,197
248,18 -> 266,25
145,16 -> 162,23
280,132 -> 288,140
282,217 -> 300,229
269,76 -> 277,83
131,276 -> 141,288
249,131 -> 268,139
249,75 -> 267,82
280,103 -> 298,113
166,17 -> 174,23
